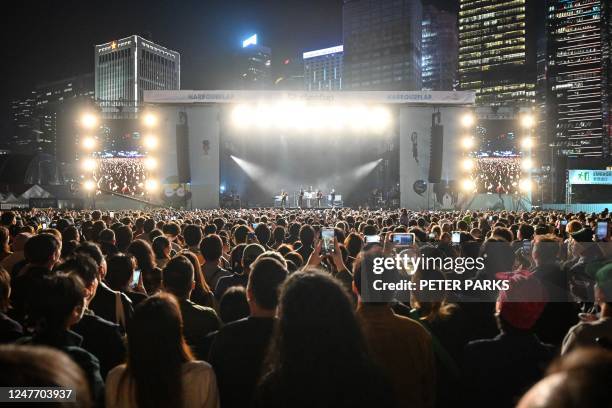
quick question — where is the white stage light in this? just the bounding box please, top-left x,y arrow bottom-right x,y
82,137 -> 96,150
145,179 -> 159,191
81,113 -> 98,129
142,113 -> 158,128
461,179 -> 476,192
81,158 -> 97,171
232,104 -> 253,128
519,179 -> 532,192
461,158 -> 474,171
521,137 -> 534,149
461,137 -> 475,150
143,135 -> 159,150
521,158 -> 533,170
521,114 -> 535,129
144,157 -> 158,170
83,179 -> 95,191
461,113 -> 475,128
369,107 -> 391,132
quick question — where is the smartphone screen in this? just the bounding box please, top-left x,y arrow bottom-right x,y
132,270 -> 141,288
365,234 -> 381,243
522,240 -> 532,252
109,211 -> 115,218
321,228 -> 335,254
561,219 -> 568,226
252,223 -> 259,230
596,221 -> 608,240
392,233 -> 415,247
451,231 -> 461,244
42,223 -> 47,230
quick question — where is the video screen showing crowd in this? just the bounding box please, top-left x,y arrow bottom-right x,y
470,121 -> 523,195
90,121 -> 150,197
474,156 -> 521,195
93,157 -> 146,197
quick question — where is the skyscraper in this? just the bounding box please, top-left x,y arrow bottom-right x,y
274,55 -> 304,91
422,4 -> 458,91
343,0 -> 423,91
458,0 -> 539,107
303,45 -> 344,91
236,34 -> 272,89
95,35 -> 180,112
546,0 -> 610,160
9,74 -> 94,156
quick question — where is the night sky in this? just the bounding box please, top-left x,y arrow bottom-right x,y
1,0 -> 457,131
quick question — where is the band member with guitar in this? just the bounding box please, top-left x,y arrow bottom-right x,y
316,189 -> 323,208
280,190 -> 288,208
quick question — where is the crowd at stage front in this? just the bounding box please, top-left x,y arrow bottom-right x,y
0,207 -> 611,408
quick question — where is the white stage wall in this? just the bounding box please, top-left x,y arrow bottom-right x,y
158,106 -> 220,209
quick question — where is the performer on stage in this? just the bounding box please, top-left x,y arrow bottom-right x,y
280,190 -> 288,208
298,188 -> 304,208
330,188 -> 336,208
316,189 -> 323,208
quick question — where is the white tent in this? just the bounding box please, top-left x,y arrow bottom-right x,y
20,184 -> 51,200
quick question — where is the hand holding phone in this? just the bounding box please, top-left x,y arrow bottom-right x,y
365,234 -> 381,244
596,221 -> 609,241
132,270 -> 141,288
391,233 -> 415,247
321,228 -> 335,255
451,231 -> 461,244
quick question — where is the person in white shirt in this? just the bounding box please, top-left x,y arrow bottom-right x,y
105,293 -> 219,408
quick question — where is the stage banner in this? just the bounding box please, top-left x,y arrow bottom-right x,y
568,170 -> 612,185
145,90 -> 475,105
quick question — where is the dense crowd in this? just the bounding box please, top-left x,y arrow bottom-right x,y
474,157 -> 522,195
0,207 -> 611,408
94,158 -> 146,197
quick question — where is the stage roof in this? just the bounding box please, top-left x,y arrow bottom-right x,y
144,90 -> 475,106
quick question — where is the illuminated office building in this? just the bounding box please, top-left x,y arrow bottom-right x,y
546,0 -> 610,160
458,0 -> 538,107
9,74 -> 94,156
237,34 -> 272,89
274,55 -> 304,91
95,35 -> 180,112
422,5 -> 458,91
303,45 -> 344,91
343,0 -> 423,91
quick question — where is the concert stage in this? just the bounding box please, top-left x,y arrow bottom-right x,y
144,90 -> 477,210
